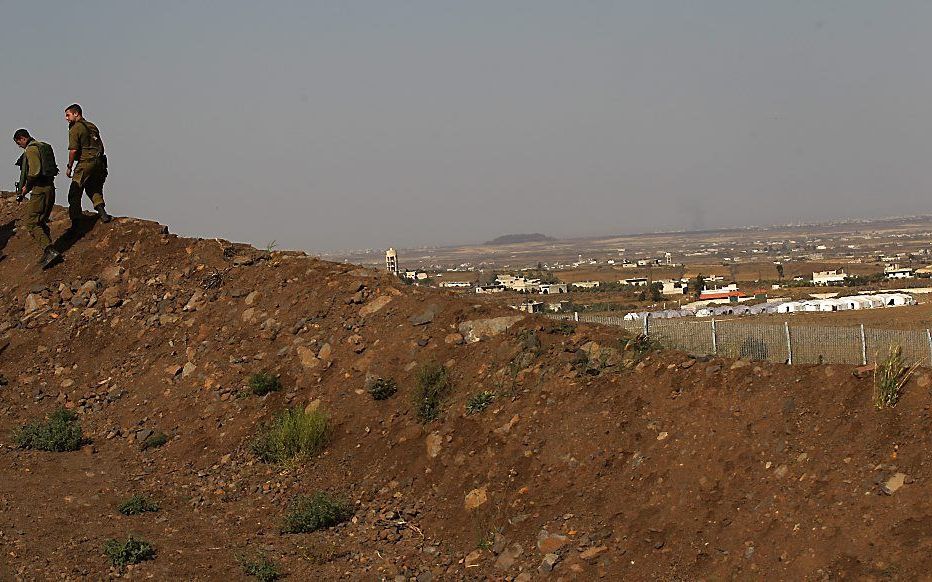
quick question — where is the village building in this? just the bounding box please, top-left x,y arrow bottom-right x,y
884,264 -> 914,279
812,270 -> 846,285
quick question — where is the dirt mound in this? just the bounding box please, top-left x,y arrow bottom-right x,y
0,194 -> 930,580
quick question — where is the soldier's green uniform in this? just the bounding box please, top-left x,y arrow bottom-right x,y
67,119 -> 107,224
17,140 -> 57,251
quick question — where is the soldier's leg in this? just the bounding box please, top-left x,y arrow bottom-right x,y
67,180 -> 85,226
25,189 -> 52,251
84,165 -> 110,222
38,187 -> 55,245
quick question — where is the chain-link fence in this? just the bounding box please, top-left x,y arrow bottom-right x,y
546,312 -> 932,366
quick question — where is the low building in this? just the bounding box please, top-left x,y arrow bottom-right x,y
439,281 -> 472,289
571,281 -> 600,289
812,270 -> 846,285
515,300 -> 544,313
621,277 -> 648,287
885,264 -> 914,279
539,283 -> 568,294
659,279 -> 688,296
475,285 -> 505,294
699,283 -> 744,301
496,275 -> 541,293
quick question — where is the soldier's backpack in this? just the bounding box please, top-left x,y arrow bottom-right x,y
28,141 -> 59,179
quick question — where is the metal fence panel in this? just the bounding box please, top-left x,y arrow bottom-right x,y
865,328 -> 930,367
715,320 -> 789,363
647,318 -> 716,356
788,324 -> 863,365
544,312 -> 932,367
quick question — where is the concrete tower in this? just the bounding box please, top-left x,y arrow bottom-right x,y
385,248 -> 398,274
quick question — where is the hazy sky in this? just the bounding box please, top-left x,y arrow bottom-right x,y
4,1 -> 932,251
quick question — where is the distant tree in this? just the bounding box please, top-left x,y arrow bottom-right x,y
775,263 -> 784,281
727,262 -> 738,282
693,274 -> 705,299
672,265 -> 686,280
649,281 -> 664,302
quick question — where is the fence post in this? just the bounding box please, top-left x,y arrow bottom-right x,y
860,324 -> 867,366
574,311 -> 579,322
643,314 -> 650,337
927,329 -> 932,367
711,318 -> 718,355
784,322 -> 793,365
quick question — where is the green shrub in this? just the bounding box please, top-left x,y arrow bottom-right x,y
367,377 -> 398,400
874,345 -> 917,409
249,372 -> 282,396
141,432 -> 168,451
466,390 -> 496,415
14,407 -> 83,452
118,495 -> 159,516
103,536 -> 155,569
413,362 -> 452,423
281,491 -> 352,534
252,407 -> 330,464
238,553 -> 283,581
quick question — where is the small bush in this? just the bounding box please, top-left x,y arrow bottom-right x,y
414,362 -> 452,423
238,553 -> 283,581
118,495 -> 159,516
252,407 -> 330,464
547,321 -> 576,335
622,333 -> 659,358
367,377 -> 398,401
249,372 -> 282,396
874,345 -> 917,409
141,432 -> 168,451
282,491 -> 352,534
103,536 -> 155,569
14,407 -> 83,452
466,390 -> 495,415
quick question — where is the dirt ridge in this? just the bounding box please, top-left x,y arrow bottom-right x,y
0,195 -> 930,580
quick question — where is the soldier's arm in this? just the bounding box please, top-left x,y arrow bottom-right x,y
67,124 -> 81,175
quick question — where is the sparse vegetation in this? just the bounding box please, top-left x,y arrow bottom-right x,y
281,491 -> 352,534
118,495 -> 160,516
141,431 -> 168,451
238,552 -> 283,581
546,321 -> 576,335
623,333 -> 659,359
249,372 -> 282,396
874,345 -> 918,409
466,390 -> 496,415
367,377 -> 398,400
252,407 -> 330,463
14,407 -> 83,452
103,536 -> 156,569
413,362 -> 452,423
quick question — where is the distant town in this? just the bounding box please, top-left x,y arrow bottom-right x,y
332,215 -> 932,322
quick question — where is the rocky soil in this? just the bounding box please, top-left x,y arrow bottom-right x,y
0,193 -> 931,580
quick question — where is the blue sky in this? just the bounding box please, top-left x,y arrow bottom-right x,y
4,1 -> 932,250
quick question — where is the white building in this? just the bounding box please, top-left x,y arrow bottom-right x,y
812,270 -> 846,285
439,281 -> 472,289
539,283 -> 568,294
572,281 -> 600,289
659,279 -> 688,296
475,285 -> 505,294
884,264 -> 914,279
496,275 -> 541,293
621,277 -> 648,287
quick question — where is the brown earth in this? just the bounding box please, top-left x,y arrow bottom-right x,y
1,194 -> 931,580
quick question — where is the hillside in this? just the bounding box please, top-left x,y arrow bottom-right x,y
0,193 -> 931,580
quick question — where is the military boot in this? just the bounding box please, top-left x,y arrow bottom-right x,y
95,204 -> 112,223
40,247 -> 61,269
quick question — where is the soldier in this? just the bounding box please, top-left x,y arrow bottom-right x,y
64,103 -> 111,227
13,129 -> 61,268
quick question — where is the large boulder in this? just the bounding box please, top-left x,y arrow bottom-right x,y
459,315 -> 524,343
